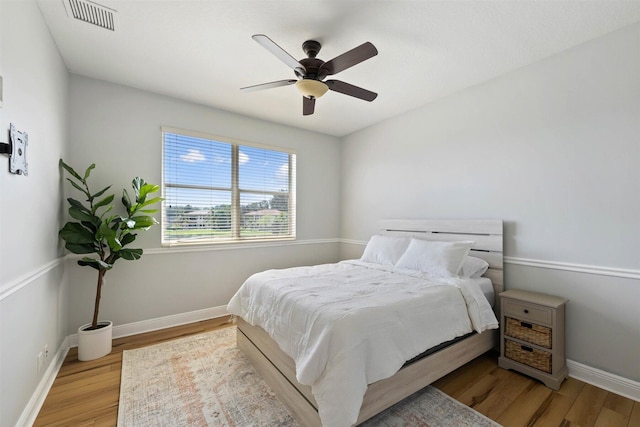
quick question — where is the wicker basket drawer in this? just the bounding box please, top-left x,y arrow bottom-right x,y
505,339 -> 552,373
505,317 -> 552,348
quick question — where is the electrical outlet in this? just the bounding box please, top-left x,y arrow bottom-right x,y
44,345 -> 49,365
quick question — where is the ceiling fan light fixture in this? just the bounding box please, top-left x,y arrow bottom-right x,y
296,79 -> 329,99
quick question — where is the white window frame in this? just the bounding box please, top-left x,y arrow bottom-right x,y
161,127 -> 296,246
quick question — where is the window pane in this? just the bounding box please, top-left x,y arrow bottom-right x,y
240,192 -> 290,237
163,187 -> 232,242
239,145 -> 290,193
164,133 -> 231,188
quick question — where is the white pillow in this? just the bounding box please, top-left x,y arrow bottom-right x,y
394,239 -> 475,278
360,235 -> 411,266
459,256 -> 490,278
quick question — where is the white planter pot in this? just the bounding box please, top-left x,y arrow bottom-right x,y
77,321 -> 113,361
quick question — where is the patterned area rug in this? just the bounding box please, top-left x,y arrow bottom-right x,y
118,326 -> 501,427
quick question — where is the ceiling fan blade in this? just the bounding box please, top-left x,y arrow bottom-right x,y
325,80 -> 377,102
319,42 -> 378,77
252,34 -> 306,76
303,96 -> 315,116
240,79 -> 297,92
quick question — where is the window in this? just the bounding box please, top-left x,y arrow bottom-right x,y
162,128 -> 296,245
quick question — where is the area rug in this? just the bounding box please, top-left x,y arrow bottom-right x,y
118,326 -> 501,427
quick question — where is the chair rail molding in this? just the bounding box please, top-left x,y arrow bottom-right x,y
0,257 -> 65,302
504,257 -> 640,280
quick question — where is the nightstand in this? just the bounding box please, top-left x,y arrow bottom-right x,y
498,289 -> 568,390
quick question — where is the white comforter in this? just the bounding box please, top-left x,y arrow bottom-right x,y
227,260 -> 498,427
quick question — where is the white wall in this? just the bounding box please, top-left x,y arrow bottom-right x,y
66,75 -> 342,334
0,1 -> 69,426
341,23 -> 640,383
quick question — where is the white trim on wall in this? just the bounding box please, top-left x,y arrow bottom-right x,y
67,305 -> 231,348
504,257 -> 640,280
0,257 -> 65,302
16,336 -> 69,427
568,360 -> 640,401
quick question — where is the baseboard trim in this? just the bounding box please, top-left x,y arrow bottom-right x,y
568,359 -> 640,402
17,336 -> 69,427
67,305 -> 230,347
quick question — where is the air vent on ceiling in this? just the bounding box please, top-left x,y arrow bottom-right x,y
64,0 -> 118,31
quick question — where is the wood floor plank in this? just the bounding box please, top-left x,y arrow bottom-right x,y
431,353 -> 497,398
51,364 -> 114,387
628,402 -> 640,427
495,382 -> 553,427
564,384 -> 609,427
603,392 -> 634,417
595,407 -> 628,427
456,373 -> 500,408
470,368 -> 534,420
528,392 -> 574,427
34,317 -> 629,427
41,370 -> 120,406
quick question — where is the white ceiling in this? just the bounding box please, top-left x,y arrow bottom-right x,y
36,0 -> 640,137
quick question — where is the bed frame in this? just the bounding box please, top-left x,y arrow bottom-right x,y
236,219 -> 503,426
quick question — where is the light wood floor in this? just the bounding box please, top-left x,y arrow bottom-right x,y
35,318 -> 639,427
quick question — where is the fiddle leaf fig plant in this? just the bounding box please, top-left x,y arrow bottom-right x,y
58,159 -> 162,329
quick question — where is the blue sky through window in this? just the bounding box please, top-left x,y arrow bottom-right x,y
164,133 -> 290,209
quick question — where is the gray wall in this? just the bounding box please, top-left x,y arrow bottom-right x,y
340,23 -> 640,382
0,1 -> 69,426
65,75 -> 342,334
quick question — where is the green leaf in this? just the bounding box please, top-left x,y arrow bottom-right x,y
78,257 -> 112,270
132,177 -> 143,199
120,232 -> 137,246
132,215 -> 158,229
118,248 -> 143,260
91,185 -> 112,200
137,182 -> 159,203
98,222 -> 122,251
59,159 -> 83,182
69,206 -> 98,224
67,198 -> 92,215
80,220 -> 98,233
122,189 -> 132,212
65,178 -> 89,198
59,222 -> 95,244
135,196 -> 163,211
93,194 -> 115,210
65,242 -> 96,254
83,164 -> 96,180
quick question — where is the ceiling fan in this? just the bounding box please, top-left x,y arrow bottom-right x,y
241,34 -> 378,116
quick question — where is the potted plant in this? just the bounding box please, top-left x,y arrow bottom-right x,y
58,159 -> 162,361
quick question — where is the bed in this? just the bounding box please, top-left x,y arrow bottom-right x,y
227,219 -> 503,427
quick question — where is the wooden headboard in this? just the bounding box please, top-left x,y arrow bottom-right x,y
378,219 -> 504,305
